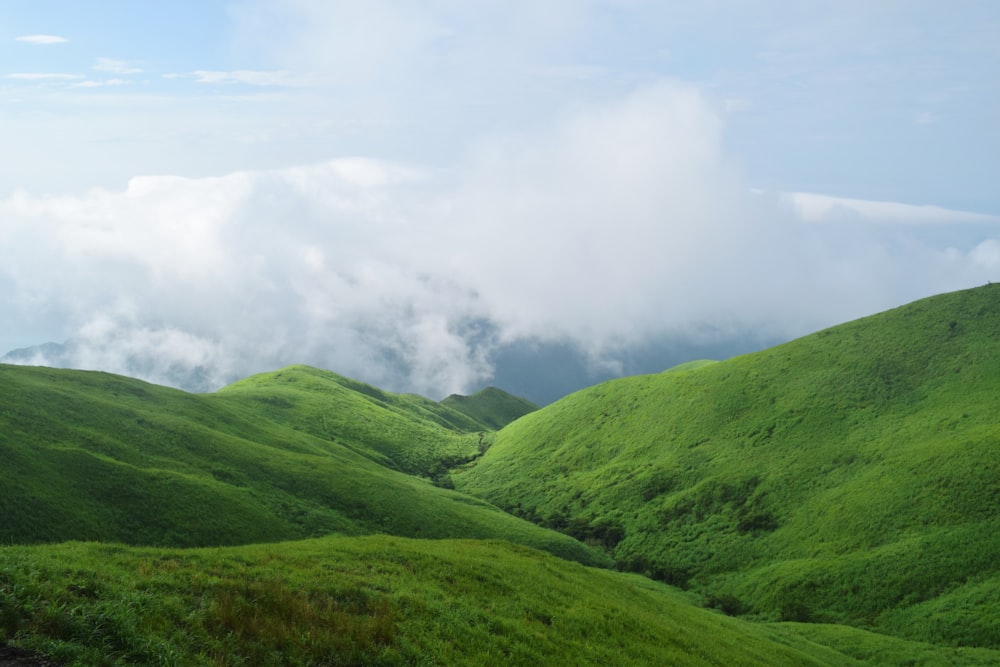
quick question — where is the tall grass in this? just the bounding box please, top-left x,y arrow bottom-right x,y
7,536 -> 998,666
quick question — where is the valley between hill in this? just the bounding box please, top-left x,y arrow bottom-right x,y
2,284 -> 1000,664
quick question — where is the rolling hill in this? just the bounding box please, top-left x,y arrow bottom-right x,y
440,386 -> 538,431
3,284 -> 1000,664
455,283 -> 1000,649
0,363 -> 601,566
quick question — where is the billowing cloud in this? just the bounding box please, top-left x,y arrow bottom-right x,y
1,81 -> 997,398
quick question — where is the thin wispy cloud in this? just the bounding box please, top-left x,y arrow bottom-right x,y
192,69 -> 309,86
7,72 -> 84,80
15,34 -> 67,45
787,193 -> 1000,225
73,79 -> 130,88
93,58 -> 142,75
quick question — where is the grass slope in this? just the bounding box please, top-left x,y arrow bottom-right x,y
0,364 -> 603,566
8,536 -> 999,666
455,284 -> 1000,648
215,365 -> 488,476
440,387 -> 538,431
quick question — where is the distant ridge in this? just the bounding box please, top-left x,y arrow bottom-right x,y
440,386 -> 538,430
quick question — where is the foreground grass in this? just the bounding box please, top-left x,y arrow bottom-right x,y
6,536 -> 997,666
456,284 -> 1000,647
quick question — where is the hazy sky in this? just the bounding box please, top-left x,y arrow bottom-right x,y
2,1 -> 999,400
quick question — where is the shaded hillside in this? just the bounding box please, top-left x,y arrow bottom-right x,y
7,536 -> 1000,666
441,386 -> 539,430
0,364 -> 603,566
456,283 -> 1000,648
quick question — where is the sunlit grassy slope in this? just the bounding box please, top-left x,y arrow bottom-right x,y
6,535 -> 999,666
215,365 -> 491,476
0,363 -> 602,565
455,283 -> 1000,648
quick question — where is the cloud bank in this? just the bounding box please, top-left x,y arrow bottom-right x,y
2,81 -> 998,398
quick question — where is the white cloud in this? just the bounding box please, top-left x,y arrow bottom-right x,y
786,192 -> 1000,225
192,69 -> 311,86
73,79 -> 131,88
0,159 -> 491,395
15,35 -> 67,45
93,58 -> 142,75
7,73 -> 84,80
1,80 -> 996,397
970,239 -> 1000,269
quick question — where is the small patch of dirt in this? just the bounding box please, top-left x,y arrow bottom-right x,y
0,646 -> 63,667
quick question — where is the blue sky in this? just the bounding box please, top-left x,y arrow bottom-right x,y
2,1 -> 999,400
3,1 -> 997,206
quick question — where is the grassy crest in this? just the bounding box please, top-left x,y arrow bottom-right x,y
214,365 -> 487,476
0,364 -> 603,566
455,284 -> 1000,647
6,536 -> 999,666
440,387 -> 538,430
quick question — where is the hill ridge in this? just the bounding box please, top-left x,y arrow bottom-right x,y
455,283 -> 1000,648
0,362 -> 604,566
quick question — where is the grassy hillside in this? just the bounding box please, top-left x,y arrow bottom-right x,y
6,535 -> 1000,666
440,386 -> 538,430
215,365 -> 488,476
455,283 -> 1000,648
0,363 -> 604,566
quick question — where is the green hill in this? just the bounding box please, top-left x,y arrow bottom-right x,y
440,386 -> 539,430
455,283 -> 1000,648
215,365 -> 488,476
0,363 -> 603,566
5,284 -> 1000,664
6,536 -> 1000,666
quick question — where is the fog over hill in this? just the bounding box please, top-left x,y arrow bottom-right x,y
2,3 -> 998,403
2,125 -> 996,403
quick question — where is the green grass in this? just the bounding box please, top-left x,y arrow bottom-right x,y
662,359 -> 719,373
8,535 -> 997,666
5,284 -> 1000,663
215,365 -> 490,476
440,386 -> 538,431
455,283 -> 1000,648
0,363 -> 604,566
